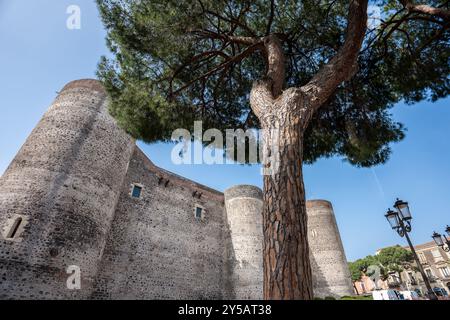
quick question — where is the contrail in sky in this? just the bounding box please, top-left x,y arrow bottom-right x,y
371,168 -> 388,208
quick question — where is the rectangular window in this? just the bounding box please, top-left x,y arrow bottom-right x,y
425,269 -> 433,278
131,185 -> 142,198
440,267 -> 450,278
431,249 -> 443,262
195,207 -> 203,219
418,252 -> 427,264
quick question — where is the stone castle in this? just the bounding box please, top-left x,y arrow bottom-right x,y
0,79 -> 353,300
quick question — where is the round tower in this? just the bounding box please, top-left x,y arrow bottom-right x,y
0,79 -> 135,299
224,185 -> 264,300
306,200 -> 353,298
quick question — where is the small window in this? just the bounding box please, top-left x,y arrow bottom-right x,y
195,207 -> 203,220
440,267 -> 450,278
418,252 -> 427,264
431,249 -> 443,262
131,185 -> 142,198
7,217 -> 23,240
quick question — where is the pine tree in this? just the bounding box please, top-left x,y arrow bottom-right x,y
96,0 -> 449,299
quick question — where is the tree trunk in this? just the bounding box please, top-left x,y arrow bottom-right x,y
259,99 -> 313,300
249,1 -> 368,300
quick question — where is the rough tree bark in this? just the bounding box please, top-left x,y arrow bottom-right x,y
249,0 -> 368,300
399,0 -> 450,20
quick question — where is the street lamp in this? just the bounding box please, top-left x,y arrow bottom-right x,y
385,209 -> 401,230
393,199 -> 412,222
384,199 -> 438,300
432,230 -> 450,253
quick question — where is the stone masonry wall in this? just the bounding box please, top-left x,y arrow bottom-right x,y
91,148 -> 231,300
307,200 -> 354,298
224,185 -> 264,300
0,78 -> 353,300
0,80 -> 135,299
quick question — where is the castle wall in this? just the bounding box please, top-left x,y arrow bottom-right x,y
92,148 -> 231,300
0,80 -> 135,299
0,79 -> 353,300
307,200 -> 354,298
224,185 -> 264,300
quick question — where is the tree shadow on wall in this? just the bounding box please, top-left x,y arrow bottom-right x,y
310,253 -> 333,299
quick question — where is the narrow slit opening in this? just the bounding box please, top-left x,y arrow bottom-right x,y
7,217 -> 23,239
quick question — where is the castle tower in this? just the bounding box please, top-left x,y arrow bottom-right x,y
224,185 -> 264,300
306,200 -> 353,298
0,80 -> 135,299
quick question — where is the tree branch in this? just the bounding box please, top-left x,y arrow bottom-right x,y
169,50 -> 230,95
204,9 -> 258,36
264,35 -> 286,98
300,0 -> 368,113
400,0 -> 450,20
170,42 -> 262,97
266,0 -> 276,36
249,34 -> 287,118
412,21 -> 450,56
190,29 -> 260,45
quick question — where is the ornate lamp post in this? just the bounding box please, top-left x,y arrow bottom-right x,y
385,199 -> 438,300
432,226 -> 450,252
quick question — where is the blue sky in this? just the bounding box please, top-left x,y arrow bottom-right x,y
1,0 -> 449,262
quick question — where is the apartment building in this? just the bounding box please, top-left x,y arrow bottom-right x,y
353,241 -> 450,297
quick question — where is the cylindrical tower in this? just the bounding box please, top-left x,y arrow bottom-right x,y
0,79 -> 135,299
224,185 -> 264,300
306,200 -> 353,298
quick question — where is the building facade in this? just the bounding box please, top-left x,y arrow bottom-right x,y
353,242 -> 450,297
0,79 -> 354,300
402,241 -> 450,295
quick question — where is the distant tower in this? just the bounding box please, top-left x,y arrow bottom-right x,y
0,80 -> 135,299
224,185 -> 264,300
306,200 -> 353,298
